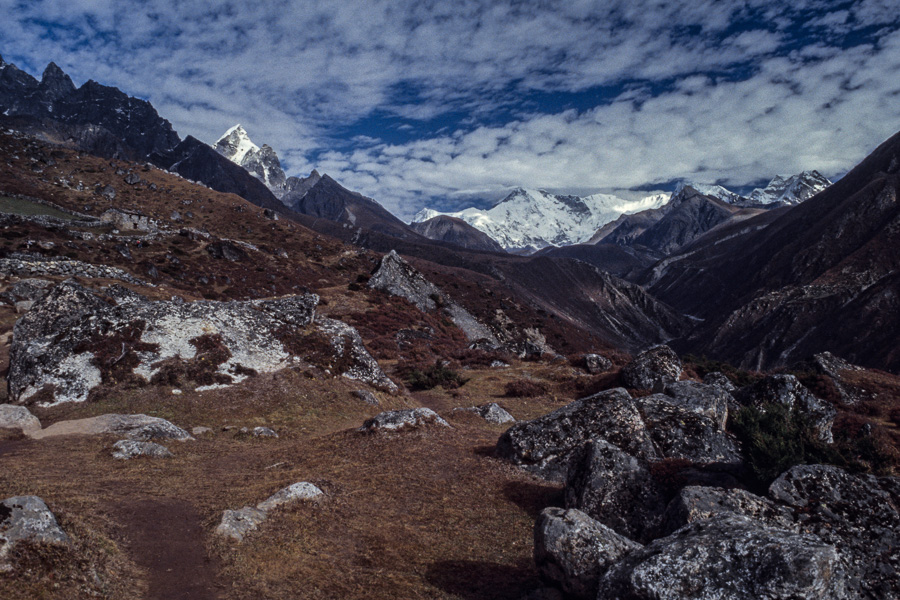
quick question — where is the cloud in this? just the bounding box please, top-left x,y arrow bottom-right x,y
1,0 -> 899,218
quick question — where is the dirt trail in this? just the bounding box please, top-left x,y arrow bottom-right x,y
109,497 -> 221,600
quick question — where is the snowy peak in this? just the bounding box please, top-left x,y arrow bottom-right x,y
413,188 -> 670,251
675,181 -> 743,204
214,125 -> 289,199
215,124 -> 260,164
748,170 -> 832,205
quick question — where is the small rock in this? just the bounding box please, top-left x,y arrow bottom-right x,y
111,440 -> 173,460
359,408 -> 450,432
0,404 -> 41,434
256,482 -> 324,511
534,507 -> 642,600
191,426 -> 212,436
621,345 -> 682,390
490,360 -> 510,368
14,300 -> 34,313
583,353 -> 613,374
215,507 -> 267,542
123,172 -> 141,185
0,496 -> 69,571
352,390 -> 379,406
454,402 -> 515,424
252,427 -> 278,438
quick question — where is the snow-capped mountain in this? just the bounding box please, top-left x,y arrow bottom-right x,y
411,188 -> 670,250
747,170 -> 832,205
674,181 -> 743,204
215,125 -> 287,196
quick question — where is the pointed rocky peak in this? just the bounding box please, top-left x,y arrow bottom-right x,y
215,124 -> 259,163
674,181 -> 743,204
748,171 -> 832,205
39,62 -> 75,99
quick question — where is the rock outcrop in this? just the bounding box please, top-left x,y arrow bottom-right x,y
735,374 -> 836,442
621,345 -> 682,390
359,408 -> 450,433
216,481 -> 324,542
9,280 -> 394,405
0,496 -> 69,571
635,394 -> 741,464
28,413 -> 191,441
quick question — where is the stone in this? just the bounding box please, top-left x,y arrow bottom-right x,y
352,390 -> 379,406
315,317 -> 398,393
565,440 -> 666,542
582,353 -> 612,374
621,345 -> 682,390
14,300 -> 33,313
28,413 -> 192,441
534,507 -> 642,600
454,402 -> 515,424
123,172 -> 141,185
206,240 -> 247,262
598,515 -> 850,600
0,496 -> 69,571
635,394 -> 742,464
736,374 -> 836,443
191,426 -> 212,436
98,184 -> 116,200
662,380 -> 731,430
251,426 -> 278,438
256,482 -> 324,511
496,388 -> 657,481
702,371 -> 736,392
0,278 -> 52,306
0,404 -> 41,434
359,408 -> 450,432
215,507 -> 267,542
661,485 -> 795,536
111,440 -> 174,460
811,351 -> 865,405
769,465 -> 900,599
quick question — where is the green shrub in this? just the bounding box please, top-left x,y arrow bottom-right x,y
407,361 -> 468,391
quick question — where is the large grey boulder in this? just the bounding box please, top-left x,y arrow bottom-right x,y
662,380 -> 731,431
597,515 -> 850,600
661,485 -> 795,535
0,496 -> 69,571
29,413 -> 192,441
111,440 -> 174,460
635,394 -> 742,464
9,280 -> 394,405
359,408 -> 450,433
736,374 -> 836,443
769,465 -> 900,599
534,507 -> 642,600
565,440 -> 666,543
0,278 -> 52,306
702,371 -> 736,392
496,388 -> 657,481
0,404 -> 41,435
621,345 -> 682,390
582,353 -> 613,374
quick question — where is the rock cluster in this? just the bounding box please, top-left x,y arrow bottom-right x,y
0,256 -> 147,285
359,408 -> 450,433
621,345 -> 682,390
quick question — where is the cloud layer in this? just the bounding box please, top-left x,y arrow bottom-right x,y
2,0 -> 899,217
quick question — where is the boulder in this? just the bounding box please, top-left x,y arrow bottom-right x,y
635,394 -> 742,464
582,353 -> 613,375
0,404 -> 41,434
598,515 -> 850,600
359,408 -> 450,433
315,318 -> 398,393
0,496 -> 69,571
215,507 -> 267,542
352,390 -> 379,406
206,240 -> 247,261
29,414 -> 192,441
250,426 -> 278,438
496,388 -> 657,481
702,371 -> 736,392
0,278 -> 52,306
534,507 -> 642,600
769,465 -> 900,599
565,440 -> 666,543
662,380 -> 731,430
661,485 -> 795,536
811,351 -> 865,405
256,482 -> 324,511
111,440 -> 174,460
454,402 -> 515,424
736,374 -> 836,443
621,345 -> 682,390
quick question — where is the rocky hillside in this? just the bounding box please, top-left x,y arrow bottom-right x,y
409,215 -> 506,252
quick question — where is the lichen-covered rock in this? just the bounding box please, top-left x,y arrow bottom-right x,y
359,408 -> 450,432
621,345 -> 682,390
455,402 -> 515,424
28,413 -> 192,441
250,426 -> 278,438
0,278 -> 52,306
662,381 -> 731,431
661,485 -> 795,536
702,371 -> 736,392
0,404 -> 41,434
0,496 -> 69,571
111,440 -> 174,460
736,374 -> 836,443
368,250 -> 498,344
597,515 -> 850,600
565,440 -> 666,543
811,351 -> 866,405
534,507 -> 641,600
636,394 -> 742,464
769,465 -> 900,599
9,280 -> 394,404
582,353 -> 613,374
215,507 -> 267,542
256,482 -> 324,511
496,388 -> 657,481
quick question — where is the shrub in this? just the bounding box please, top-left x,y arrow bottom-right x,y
406,361 -> 468,391
504,379 -> 548,398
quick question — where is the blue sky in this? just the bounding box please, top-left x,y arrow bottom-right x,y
2,0 -> 900,218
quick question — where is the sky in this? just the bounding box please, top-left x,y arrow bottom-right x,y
2,0 -> 900,219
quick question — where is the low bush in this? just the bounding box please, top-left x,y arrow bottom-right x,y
504,379 -> 548,398
406,360 -> 468,391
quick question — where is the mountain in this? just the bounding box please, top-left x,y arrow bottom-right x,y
674,181 -> 743,204
412,188 -> 670,250
409,215 -> 506,252
747,170 -> 832,205
648,131 -> 900,371
214,125 -> 287,195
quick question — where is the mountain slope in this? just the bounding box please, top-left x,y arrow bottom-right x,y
409,215 -> 505,252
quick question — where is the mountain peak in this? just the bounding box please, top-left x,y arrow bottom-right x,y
748,170 -> 831,205
39,62 -> 75,98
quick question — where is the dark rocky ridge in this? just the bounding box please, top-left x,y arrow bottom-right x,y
409,215 -> 506,253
